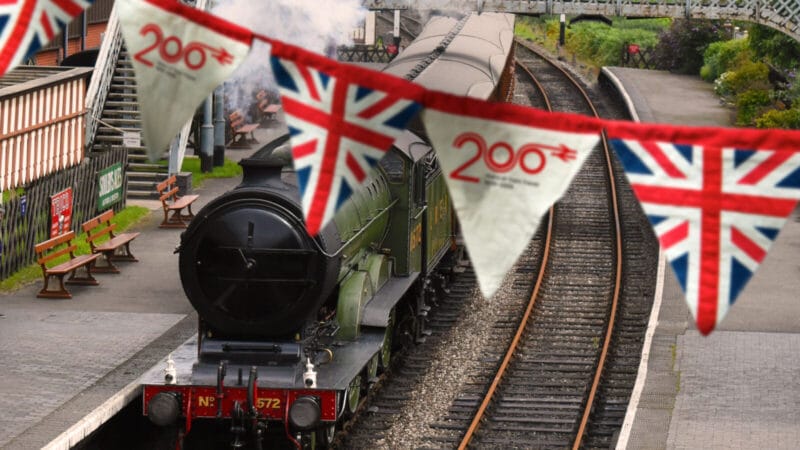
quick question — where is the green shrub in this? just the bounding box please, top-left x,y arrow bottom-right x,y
715,61 -> 770,97
559,20 -> 661,66
701,38 -> 751,82
736,89 -> 772,126
755,107 -> 800,129
515,17 -> 545,45
515,16 -> 667,68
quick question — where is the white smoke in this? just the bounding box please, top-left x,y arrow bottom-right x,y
211,0 -> 367,120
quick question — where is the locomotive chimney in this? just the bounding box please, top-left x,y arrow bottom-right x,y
237,135 -> 293,189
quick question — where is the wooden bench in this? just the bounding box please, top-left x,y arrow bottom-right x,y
227,110 -> 259,148
255,90 -> 282,125
35,231 -> 101,299
81,209 -> 141,273
156,175 -> 200,229
261,104 -> 282,123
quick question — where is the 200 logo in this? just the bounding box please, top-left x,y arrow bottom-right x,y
449,132 -> 578,183
134,23 -> 233,70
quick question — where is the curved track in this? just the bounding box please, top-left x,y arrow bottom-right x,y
339,40 -> 659,450
456,40 -> 622,449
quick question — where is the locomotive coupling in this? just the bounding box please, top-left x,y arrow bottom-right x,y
303,357 -> 317,388
164,354 -> 176,384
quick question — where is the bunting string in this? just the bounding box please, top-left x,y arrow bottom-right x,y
107,0 -> 800,335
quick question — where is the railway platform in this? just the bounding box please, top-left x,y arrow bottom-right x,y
0,126 -> 283,450
603,67 -> 800,450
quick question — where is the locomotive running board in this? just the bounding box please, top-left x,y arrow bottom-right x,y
361,272 -> 419,327
140,332 -> 388,391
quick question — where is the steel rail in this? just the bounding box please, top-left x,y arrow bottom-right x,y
458,39 -> 624,449
457,42 -> 555,450
514,58 -> 551,111
571,129 -> 622,449
518,39 -> 623,449
375,12 -> 420,41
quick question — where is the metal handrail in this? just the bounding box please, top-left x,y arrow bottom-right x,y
84,2 -> 122,151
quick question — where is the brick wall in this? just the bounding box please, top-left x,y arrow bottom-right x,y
34,22 -> 107,66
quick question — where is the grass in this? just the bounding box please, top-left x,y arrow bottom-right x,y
1,154 -> 242,292
0,206 -> 150,292
165,156 -> 243,188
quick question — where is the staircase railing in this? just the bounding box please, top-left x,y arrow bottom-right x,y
84,2 -> 122,151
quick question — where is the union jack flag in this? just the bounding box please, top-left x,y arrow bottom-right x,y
0,0 -> 94,76
268,39 -> 424,235
608,123 -> 800,335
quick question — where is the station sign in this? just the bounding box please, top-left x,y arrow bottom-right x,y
50,188 -> 73,238
97,163 -> 123,211
122,131 -> 141,148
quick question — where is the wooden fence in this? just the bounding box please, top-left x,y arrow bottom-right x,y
0,67 -> 93,192
0,147 -> 127,280
621,43 -> 657,70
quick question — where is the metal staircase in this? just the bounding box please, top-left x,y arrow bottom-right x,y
85,1 -> 204,200
91,48 -> 168,199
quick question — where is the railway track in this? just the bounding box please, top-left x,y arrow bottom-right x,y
455,40 -> 658,448
375,11 -> 423,45
339,40 -> 658,449
455,40 -> 622,448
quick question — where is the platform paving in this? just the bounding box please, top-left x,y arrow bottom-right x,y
604,67 -> 800,450
0,125 -> 286,450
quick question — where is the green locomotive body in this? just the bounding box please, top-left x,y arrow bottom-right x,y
141,12 -> 516,449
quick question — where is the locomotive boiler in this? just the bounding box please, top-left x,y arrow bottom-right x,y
140,12 -> 515,449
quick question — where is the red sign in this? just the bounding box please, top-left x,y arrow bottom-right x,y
628,44 -> 640,54
50,188 -> 73,238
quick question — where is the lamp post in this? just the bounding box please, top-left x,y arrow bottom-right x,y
723,21 -> 733,39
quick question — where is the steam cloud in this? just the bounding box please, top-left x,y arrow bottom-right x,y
211,0 -> 367,120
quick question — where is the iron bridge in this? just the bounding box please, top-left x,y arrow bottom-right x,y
363,0 -> 800,42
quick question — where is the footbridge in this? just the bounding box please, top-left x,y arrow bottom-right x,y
363,0 -> 800,41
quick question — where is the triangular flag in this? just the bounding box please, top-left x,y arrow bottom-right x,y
0,0 -> 95,77
117,0 -> 253,159
265,38 -> 425,236
606,120 -> 800,335
423,91 -> 603,298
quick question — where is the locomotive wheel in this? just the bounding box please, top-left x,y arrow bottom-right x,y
380,309 -> 395,370
345,374 -> 362,414
367,354 -> 379,382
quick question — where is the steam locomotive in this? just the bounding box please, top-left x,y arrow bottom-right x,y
140,12 -> 515,449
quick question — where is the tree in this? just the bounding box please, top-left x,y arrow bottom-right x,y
655,19 -> 726,74
747,24 -> 800,71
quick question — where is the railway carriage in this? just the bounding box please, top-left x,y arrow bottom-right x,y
140,12 -> 515,449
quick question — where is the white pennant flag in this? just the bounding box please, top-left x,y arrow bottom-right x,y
117,0 -> 253,159
423,92 -> 603,298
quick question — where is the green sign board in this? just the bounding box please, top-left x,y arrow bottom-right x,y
97,163 -> 123,211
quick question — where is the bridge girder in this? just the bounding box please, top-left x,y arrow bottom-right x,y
362,0 -> 800,42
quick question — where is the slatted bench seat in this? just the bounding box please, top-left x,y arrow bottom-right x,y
262,104 -> 282,122
81,209 -> 140,273
35,231 -> 101,299
255,90 -> 282,125
156,175 -> 199,229
228,110 -> 259,148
